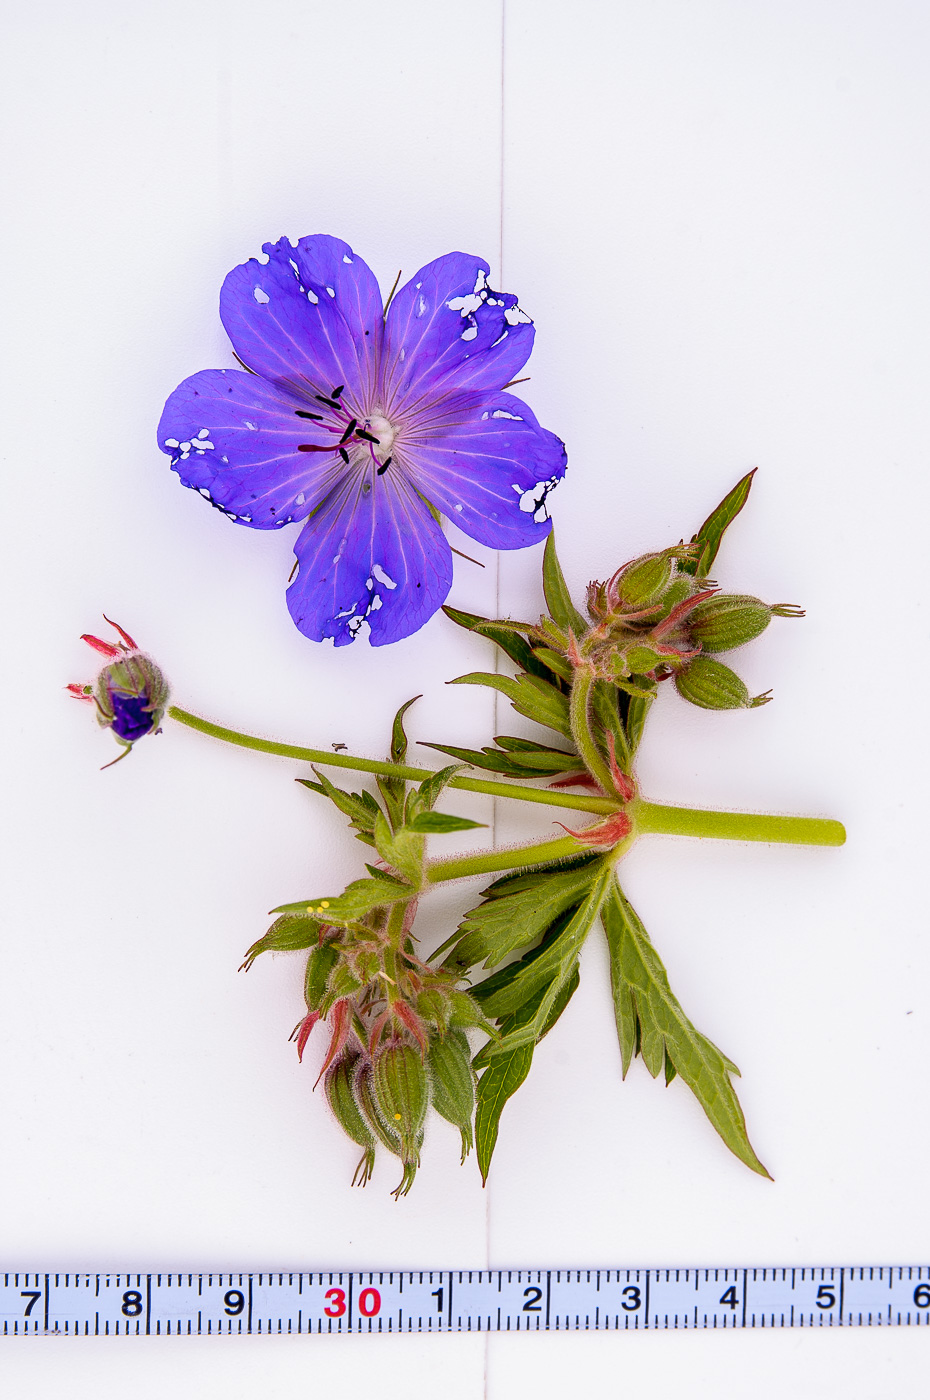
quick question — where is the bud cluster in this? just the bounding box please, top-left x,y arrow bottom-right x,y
578,546 -> 801,710
296,908 -> 485,1197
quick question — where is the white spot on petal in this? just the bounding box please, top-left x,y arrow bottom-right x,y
372,563 -> 397,590
253,286 -> 270,304
164,437 -> 180,449
244,420 -> 257,431
447,292 -> 483,317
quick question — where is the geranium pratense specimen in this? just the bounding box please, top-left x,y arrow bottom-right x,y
158,236 -> 566,646
115,472 -> 839,1195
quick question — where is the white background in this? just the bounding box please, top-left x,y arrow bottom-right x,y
1,1 -> 928,1394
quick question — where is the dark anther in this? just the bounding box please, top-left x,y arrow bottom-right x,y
297,443 -> 332,452
376,457 -> 392,476
356,429 -> 380,444
331,385 -> 345,399
315,394 -> 343,411
339,419 -> 358,443
339,447 -> 350,464
295,409 -> 323,420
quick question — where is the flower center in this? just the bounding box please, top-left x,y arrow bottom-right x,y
367,413 -> 396,461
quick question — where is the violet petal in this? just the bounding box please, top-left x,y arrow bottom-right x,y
404,392 -> 566,549
382,253 -> 535,410
287,463 -> 453,647
157,369 -> 343,528
219,236 -> 380,411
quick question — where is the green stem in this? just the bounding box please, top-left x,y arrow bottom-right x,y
568,669 -> 618,797
167,705 -> 616,815
426,835 -> 586,883
635,800 -> 846,847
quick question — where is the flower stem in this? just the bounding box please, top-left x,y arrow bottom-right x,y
568,669 -> 618,797
167,705 -> 616,815
634,801 -> 846,847
426,835 -> 586,883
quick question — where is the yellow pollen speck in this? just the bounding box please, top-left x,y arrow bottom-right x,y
394,1113 -> 402,1120
321,901 -> 330,908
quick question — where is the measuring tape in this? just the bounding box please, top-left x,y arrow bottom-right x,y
2,1267 -> 928,1335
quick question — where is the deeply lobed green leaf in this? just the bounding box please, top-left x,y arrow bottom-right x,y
442,856 -> 607,974
601,881 -> 770,1178
450,672 -> 573,740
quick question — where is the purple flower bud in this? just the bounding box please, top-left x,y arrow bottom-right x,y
68,619 -> 169,766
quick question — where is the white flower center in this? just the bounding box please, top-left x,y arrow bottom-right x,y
367,413 -> 396,460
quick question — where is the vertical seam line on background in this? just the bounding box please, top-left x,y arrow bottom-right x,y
485,3 -> 508,1393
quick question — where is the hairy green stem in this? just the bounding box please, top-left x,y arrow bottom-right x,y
635,801 -> 846,847
167,706 -> 616,815
568,670 -> 618,798
426,835 -> 586,883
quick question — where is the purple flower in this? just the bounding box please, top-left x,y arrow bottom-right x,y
158,236 -> 566,646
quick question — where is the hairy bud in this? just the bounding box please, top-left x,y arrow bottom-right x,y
674,656 -> 771,710
324,1056 -> 376,1187
427,1031 -> 476,1162
687,595 -> 773,652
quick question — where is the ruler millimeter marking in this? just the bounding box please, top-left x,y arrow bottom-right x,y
1,1267 -> 928,1336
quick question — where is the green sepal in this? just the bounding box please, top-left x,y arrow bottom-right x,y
681,469 -> 756,579
442,605 -> 554,682
601,881 -> 770,1178
326,962 -> 365,1000
411,763 -> 463,813
441,856 -> 606,974
622,690 -> 655,755
450,672 -> 572,740
542,531 -> 588,635
531,646 -> 574,683
240,913 -> 323,970
376,696 -> 419,818
375,776 -> 404,830
391,695 -> 421,765
271,873 -> 414,923
373,809 -> 423,886
406,811 -> 486,834
473,962 -> 580,1185
363,865 -> 410,887
447,990 -> 499,1037
590,679 -> 632,771
305,942 -> 340,1010
297,770 -> 380,845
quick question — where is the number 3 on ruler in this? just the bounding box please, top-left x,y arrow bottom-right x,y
324,1288 -> 346,1317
